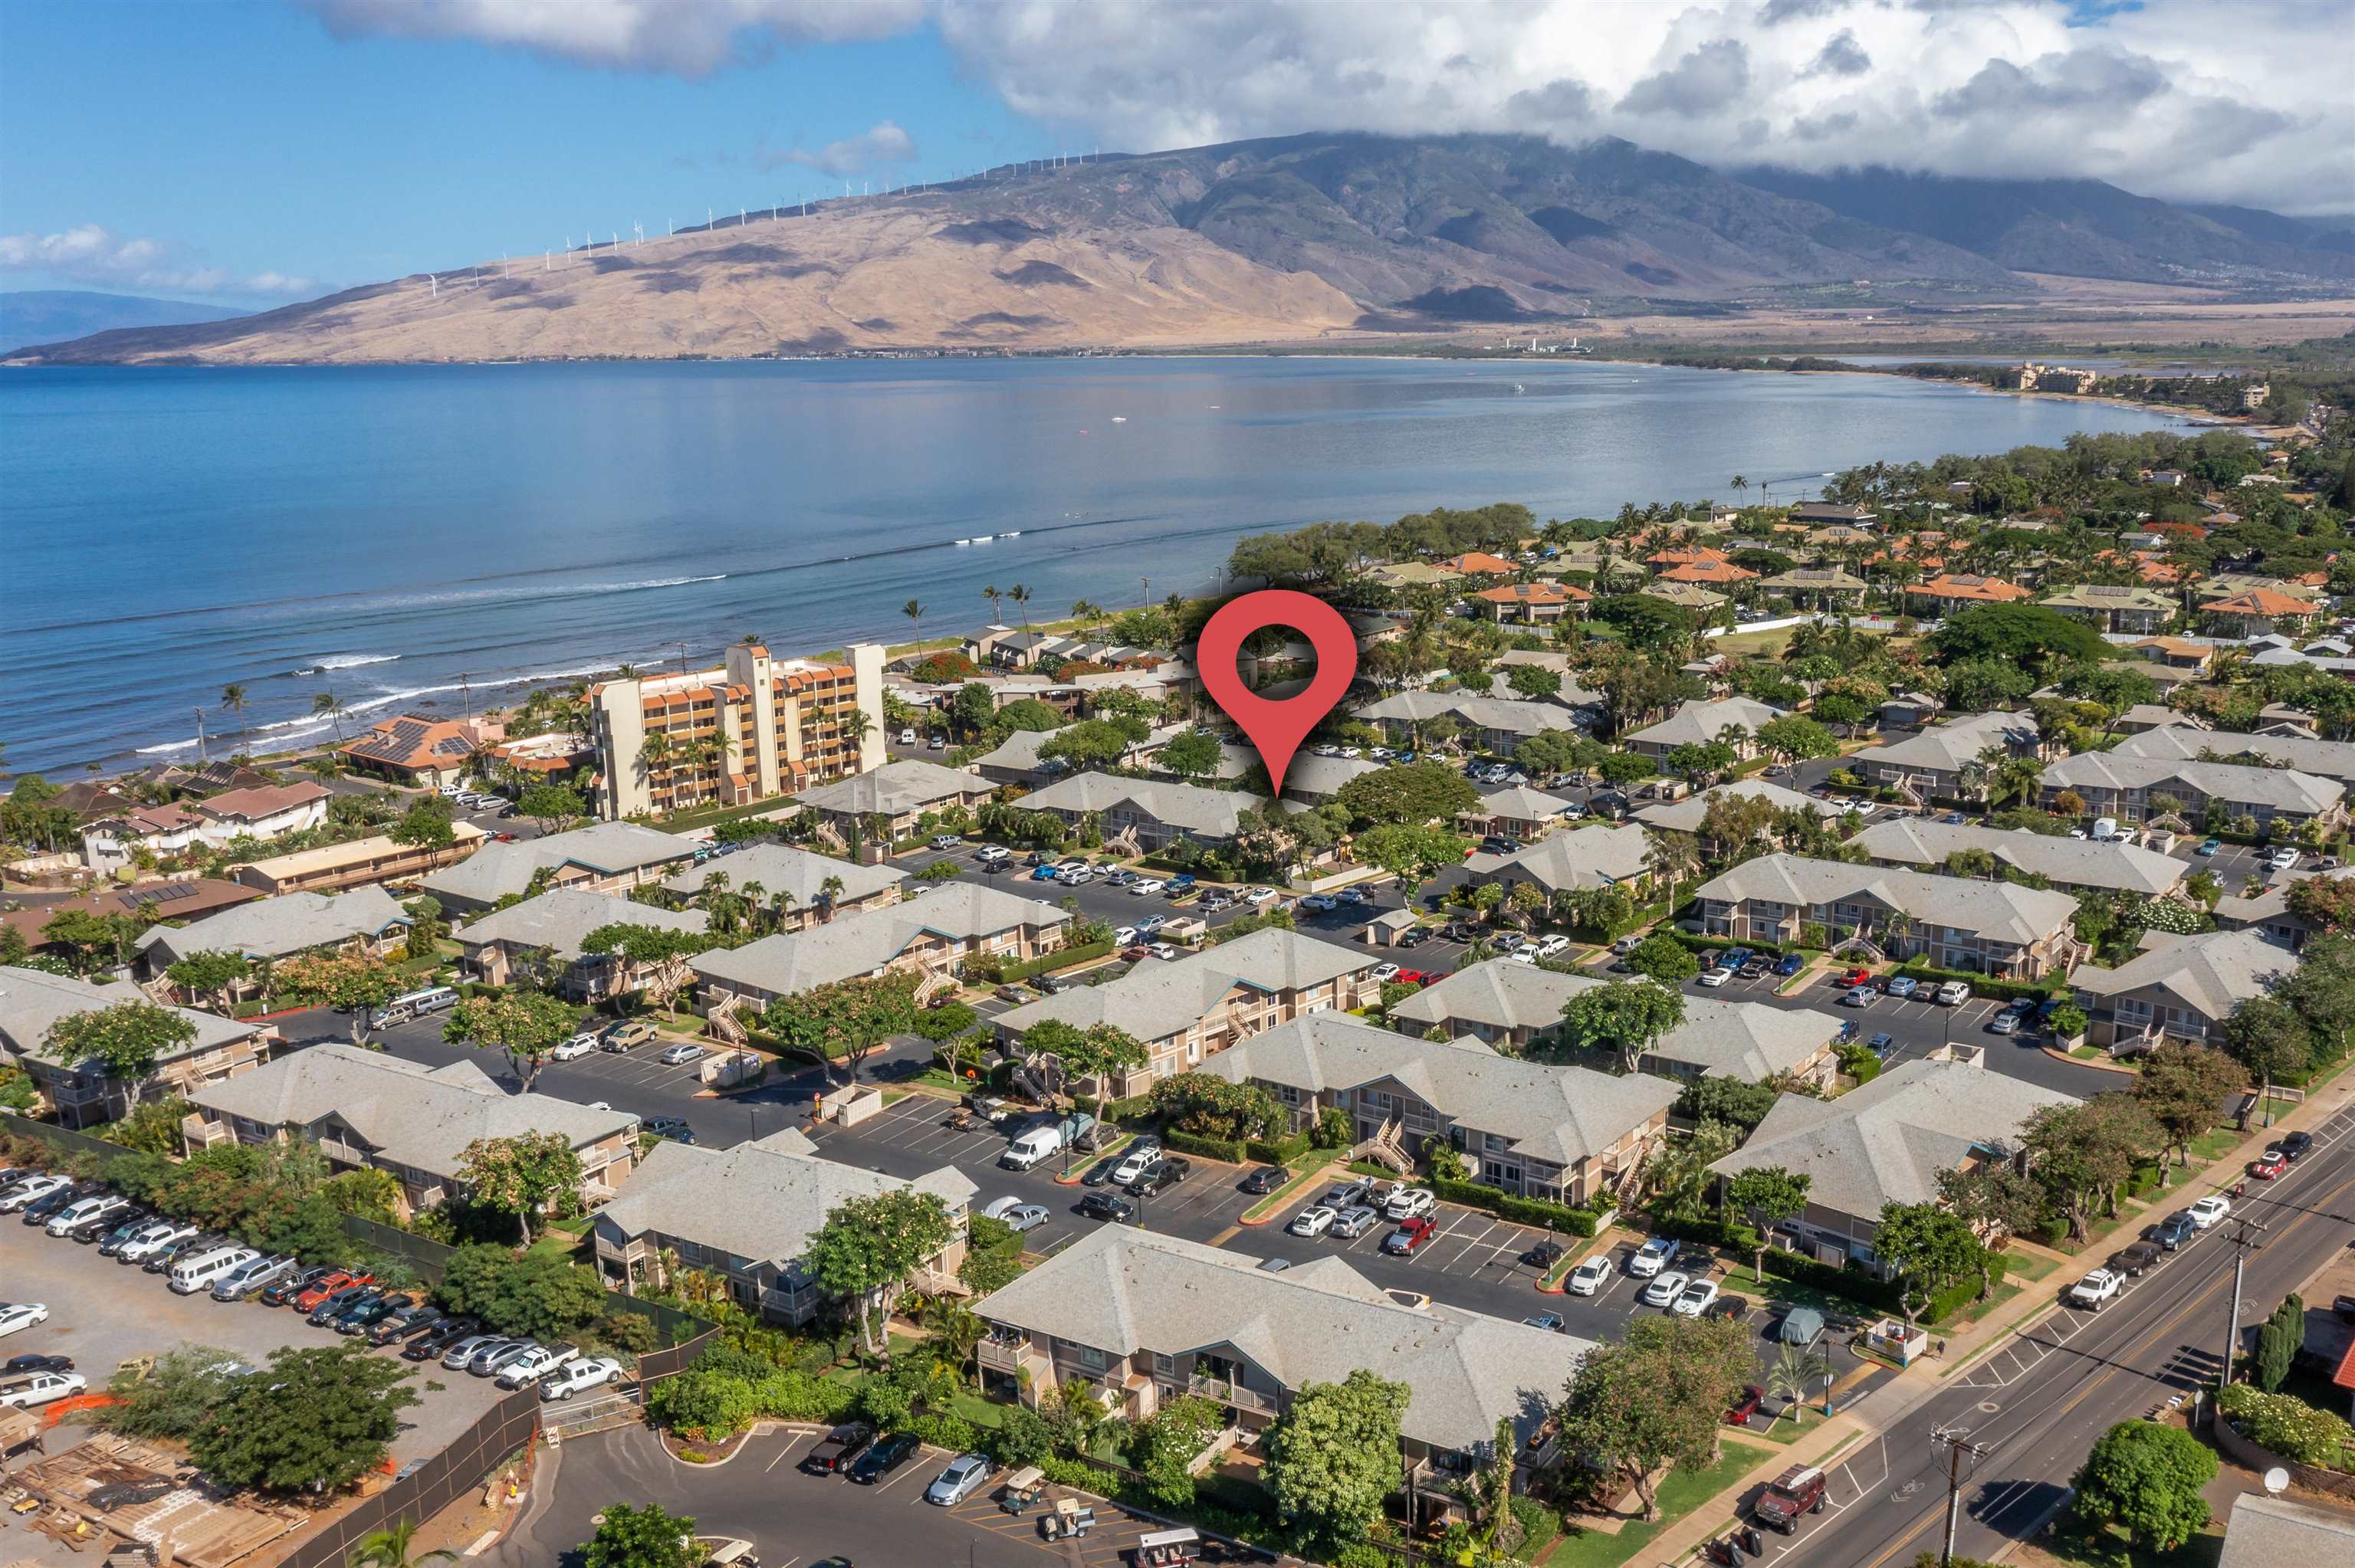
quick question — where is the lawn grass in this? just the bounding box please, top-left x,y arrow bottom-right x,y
2037,1512 -> 2222,1568
2002,1249 -> 2062,1284
1717,1264 -> 1880,1319
1542,1439 -> 1772,1568
1729,1412 -> 1813,1447
946,1389 -> 1009,1429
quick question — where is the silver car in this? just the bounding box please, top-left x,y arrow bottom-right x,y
442,1334 -> 506,1372
1331,1206 -> 1382,1238
925,1452 -> 995,1506
471,1340 -> 539,1378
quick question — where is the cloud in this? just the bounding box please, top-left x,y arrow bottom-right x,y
756,120 -> 919,175
0,224 -> 312,299
304,0 -> 925,77
301,0 -> 2354,218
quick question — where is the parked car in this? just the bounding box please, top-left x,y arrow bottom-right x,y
1934,980 -> 1972,1005
645,1117 -> 697,1144
2188,1194 -> 2232,1229
2107,1242 -> 2165,1278
263,1265 -> 341,1308
1288,1206 -> 1337,1238
848,1429 -> 922,1484
117,1220 -> 200,1265
1726,1386 -> 1765,1425
1384,1187 -> 1435,1221
0,1304 -> 51,1340
1240,1166 -> 1287,1196
369,1304 -> 448,1346
1987,1011 -> 2019,1035
1111,1143 -> 1164,1186
1000,1205 -> 1050,1232
1076,1192 -> 1136,1223
1754,1465 -> 1828,1534
494,1343 -> 580,1389
1775,952 -> 1805,977
550,1033 -> 598,1061
1627,1236 -> 1680,1278
0,1371 -> 86,1410
1523,1312 -> 1565,1333
1566,1255 -> 1614,1295
2196,837 -> 2222,856
1672,1280 -> 1721,1318
471,1340 -> 540,1379
2153,1212 -> 2199,1251
1835,967 -> 1872,989
925,1454 -> 997,1507
1318,1179 -> 1374,1211
1866,1032 -> 1897,1058
1696,966 -> 1734,989
304,1283 -> 379,1326
1882,976 -> 1917,1000
441,1334 -> 507,1371
1383,1217 -> 1437,1255
212,1253 -> 298,1302
602,1020 -> 659,1051
2066,1269 -> 2123,1311
0,1176 -> 70,1214
2251,1151 -> 2288,1180
1129,1157 -> 1191,1196
2281,1130 -> 2314,1160
1641,1271 -> 1690,1307
1840,985 -> 1876,1009
539,1356 -> 627,1402
802,1420 -> 878,1474
1332,1206 -> 1381,1239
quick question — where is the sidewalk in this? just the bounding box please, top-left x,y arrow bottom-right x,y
1627,1068 -> 2355,1568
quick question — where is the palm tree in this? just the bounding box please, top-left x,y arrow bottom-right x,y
220,683 -> 250,742
1730,474 -> 1748,499
347,1518 -> 457,1568
638,730 -> 674,782
902,599 -> 925,648
311,691 -> 350,742
818,873 -> 846,923
1763,1343 -> 1834,1426
1070,598 -> 1104,628
1008,583 -> 1033,629
981,584 -> 1003,622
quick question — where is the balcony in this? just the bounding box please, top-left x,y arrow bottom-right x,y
978,1338 -> 1031,1373
1189,1374 -> 1279,1415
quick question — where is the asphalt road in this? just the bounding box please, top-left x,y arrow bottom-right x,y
1761,1088 -> 2355,1568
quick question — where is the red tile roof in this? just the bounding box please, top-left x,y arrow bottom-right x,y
1911,575 -> 2033,603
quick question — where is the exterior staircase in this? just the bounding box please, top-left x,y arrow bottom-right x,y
1105,826 -> 1143,858
1352,1114 -> 1413,1175
1829,930 -> 1887,964
913,967 -> 958,1008
1011,1057 -> 1063,1110
705,992 -> 747,1046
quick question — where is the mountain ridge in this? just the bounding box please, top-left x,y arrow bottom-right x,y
11,133 -> 2349,366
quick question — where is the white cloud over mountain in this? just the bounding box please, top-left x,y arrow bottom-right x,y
302,0 -> 2355,216
0,224 -> 314,299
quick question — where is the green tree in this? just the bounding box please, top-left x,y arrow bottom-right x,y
2255,1293 -> 2304,1393
103,1343 -> 248,1441
515,781 -> 586,832
1353,821 -> 1467,904
1725,1166 -> 1810,1284
2222,996 -> 2312,1127
1559,977 -> 1687,1074
1763,1343 -> 1833,1427
164,949 -> 251,1015
803,1188 -> 957,1357
1927,603 -> 2108,675
2130,1041 -> 2245,1178
760,969 -> 919,1084
1040,717 -> 1149,771
280,950 -> 400,1045
1042,1022 -> 1149,1137
1752,716 -> 1841,767
41,999 -> 195,1117
457,1130 -> 583,1245
442,988 -> 580,1093
1155,727 -> 1226,782
1624,932 -> 1700,985
1334,761 -> 1480,828
1555,1314 -> 1755,1520
2071,1421 -> 2216,1552
347,1518 -> 458,1568
1874,1202 -> 1989,1326
582,1504 -> 698,1568
1505,664 -> 1563,700
577,921 -> 714,1008
1263,1368 -> 1411,1547
189,1342 -> 419,1494
388,794 -> 457,851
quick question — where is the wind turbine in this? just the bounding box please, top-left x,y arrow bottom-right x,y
428,274 -> 438,298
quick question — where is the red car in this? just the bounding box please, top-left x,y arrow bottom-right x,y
1726,1385 -> 1765,1425
2250,1153 -> 2288,1180
1383,1216 -> 1437,1256
292,1269 -> 371,1313
1837,968 -> 1873,989
1394,969 -> 1430,986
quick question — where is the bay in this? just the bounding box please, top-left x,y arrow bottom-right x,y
0,356 -> 2190,773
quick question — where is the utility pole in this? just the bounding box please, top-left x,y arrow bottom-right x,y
2216,1212 -> 2269,1393
1929,1425 -> 1991,1568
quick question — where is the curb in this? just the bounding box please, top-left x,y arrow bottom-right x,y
2042,1044 -> 2137,1077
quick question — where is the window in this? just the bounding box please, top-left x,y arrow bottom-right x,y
1154,1353 -> 1174,1375
1078,1346 -> 1107,1372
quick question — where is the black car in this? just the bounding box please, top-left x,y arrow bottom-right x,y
1129,1156 -> 1191,1196
1239,1166 -> 1287,1196
846,1429 -> 921,1485
1076,1192 -> 1137,1223
1079,1156 -> 1122,1188
2281,1130 -> 2314,1160
800,1420 -> 876,1475
1033,973 -> 1069,996
337,1294 -> 416,1336
66,1206 -> 140,1243
144,1232 -> 223,1274
1521,1240 -> 1565,1268
369,1305 -> 445,1347
307,1284 -> 380,1327
404,1317 -> 483,1361
644,1117 -> 696,1146
261,1264 -> 338,1308
2,1353 -> 73,1376
1395,927 -> 1431,950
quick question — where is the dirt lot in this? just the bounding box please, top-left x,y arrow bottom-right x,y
0,1219 -> 507,1465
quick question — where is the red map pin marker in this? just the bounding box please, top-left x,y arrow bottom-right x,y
1197,589 -> 1359,797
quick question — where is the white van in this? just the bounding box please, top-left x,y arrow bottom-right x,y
1000,1125 -> 1063,1172
169,1244 -> 259,1295
2091,818 -> 2120,841
375,986 -> 458,1028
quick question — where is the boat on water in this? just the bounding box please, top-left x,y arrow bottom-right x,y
1111,415 -> 1127,423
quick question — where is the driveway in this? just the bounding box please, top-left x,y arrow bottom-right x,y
0,1218 -> 506,1465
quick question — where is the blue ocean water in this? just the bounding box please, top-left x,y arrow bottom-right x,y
0,356 -> 2189,773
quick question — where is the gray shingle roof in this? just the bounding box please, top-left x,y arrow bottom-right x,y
1708,1059 -> 2079,1222
1624,697 -> 1782,750
2068,927 -> 2294,1021
458,888 -> 708,963
1696,854 -> 2081,948
1202,1012 -> 1674,1167
1634,781 -> 1841,835
0,966 -> 258,1067
1463,824 -> 1650,894
974,1225 -> 1593,1452
1468,785 -> 1578,822
662,843 -> 906,906
992,927 -> 1377,1044
691,881 -> 1068,996
1020,773 -> 1260,839
793,759 -> 984,817
597,1127 -> 975,1270
2111,724 -> 2355,786
1387,960 -> 1839,1081
2038,753 -> 2344,816
188,1043 -> 635,1180
136,886 -> 409,966
1847,818 -> 2186,897
421,822 -> 698,907
1853,710 -> 2035,776
1355,690 -> 1583,740
2217,1493 -> 2355,1568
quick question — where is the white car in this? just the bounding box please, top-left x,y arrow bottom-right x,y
1129,879 -> 1166,896
1536,936 -> 1572,959
539,1356 -> 627,1402
2188,1195 -> 2232,1229
1384,1188 -> 1436,1222
1641,1271 -> 1690,1307
2067,1269 -> 2124,1310
0,1371 -> 86,1410
2268,847 -> 2301,871
117,1221 -> 199,1263
0,1176 -> 68,1213
1510,947 -> 1540,965
1694,966 -> 1734,988
550,1034 -> 599,1061
1244,887 -> 1278,905
1114,926 -> 1138,946
1565,1255 -> 1614,1296
1371,962 -> 1401,982
1627,1236 -> 1681,1278
0,1303 -> 51,1339
1671,1280 -> 1720,1318
1111,1145 -> 1163,1186
1299,894 -> 1336,912
1289,1206 -> 1338,1238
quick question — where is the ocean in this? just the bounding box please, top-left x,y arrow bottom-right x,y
0,356 -> 2191,774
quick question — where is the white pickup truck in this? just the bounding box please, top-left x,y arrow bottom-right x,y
0,1370 -> 88,1410
494,1343 -> 580,1389
2065,1268 -> 2123,1311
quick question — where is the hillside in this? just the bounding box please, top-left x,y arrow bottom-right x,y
11,132 -> 2350,366
0,290 -> 248,346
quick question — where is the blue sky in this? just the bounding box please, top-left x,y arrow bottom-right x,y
2,1 -> 2341,309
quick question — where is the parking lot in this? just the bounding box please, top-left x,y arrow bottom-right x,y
0,1215 -> 506,1465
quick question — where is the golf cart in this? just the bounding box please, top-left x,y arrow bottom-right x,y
1040,1495 -> 1097,1541
998,1465 -> 1047,1516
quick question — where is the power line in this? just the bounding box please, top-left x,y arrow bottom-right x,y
1929,1425 -> 1992,1568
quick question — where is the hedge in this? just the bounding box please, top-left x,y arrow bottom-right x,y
992,940 -> 1116,985
1430,1176 -> 1601,1237
1162,1129 -> 1248,1163
1920,1255 -> 2009,1327
1244,1130 -> 1312,1165
1673,931 -> 1798,958
1892,957 -> 2061,1004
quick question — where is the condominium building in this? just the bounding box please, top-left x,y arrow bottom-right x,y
590,641 -> 885,819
